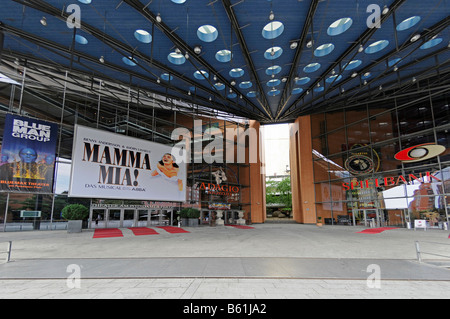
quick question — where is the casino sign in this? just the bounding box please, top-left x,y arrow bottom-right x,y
344,144 -> 380,175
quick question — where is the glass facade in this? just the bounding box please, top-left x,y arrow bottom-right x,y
311,90 -> 450,228
0,67 -> 252,231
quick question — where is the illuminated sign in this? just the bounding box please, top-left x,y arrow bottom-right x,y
394,143 -> 445,163
199,183 -> 240,196
342,171 -> 441,190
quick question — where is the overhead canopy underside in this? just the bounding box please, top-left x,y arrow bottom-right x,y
0,0 -> 449,124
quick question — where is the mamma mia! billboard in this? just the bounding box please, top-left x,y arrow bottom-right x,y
68,125 -> 187,202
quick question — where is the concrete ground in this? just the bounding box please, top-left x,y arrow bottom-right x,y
0,223 -> 449,299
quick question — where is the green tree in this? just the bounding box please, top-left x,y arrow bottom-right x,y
265,177 -> 292,209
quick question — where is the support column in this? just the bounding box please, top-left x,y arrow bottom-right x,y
249,120 -> 266,223
289,115 -> 316,224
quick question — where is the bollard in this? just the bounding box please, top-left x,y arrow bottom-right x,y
415,241 -> 421,263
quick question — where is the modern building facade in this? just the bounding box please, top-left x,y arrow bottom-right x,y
0,0 -> 448,231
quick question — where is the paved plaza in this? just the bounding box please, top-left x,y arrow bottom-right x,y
0,223 -> 449,299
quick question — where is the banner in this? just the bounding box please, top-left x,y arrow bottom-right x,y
0,114 -> 58,192
68,125 -> 187,202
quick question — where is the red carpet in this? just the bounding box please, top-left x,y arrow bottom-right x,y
357,227 -> 398,234
128,227 -> 159,236
227,225 -> 254,229
93,228 -> 123,238
157,226 -> 190,233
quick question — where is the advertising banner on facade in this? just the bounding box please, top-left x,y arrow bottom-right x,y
68,125 -> 187,202
0,114 -> 58,193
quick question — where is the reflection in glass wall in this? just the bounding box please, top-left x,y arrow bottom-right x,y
312,91 -> 450,228
0,66 -> 251,231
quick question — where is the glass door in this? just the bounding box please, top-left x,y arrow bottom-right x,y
91,209 -> 106,228
123,209 -> 136,228
137,209 -> 149,226
107,209 -> 121,228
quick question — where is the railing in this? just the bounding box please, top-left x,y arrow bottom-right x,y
415,240 -> 450,263
0,241 -> 12,263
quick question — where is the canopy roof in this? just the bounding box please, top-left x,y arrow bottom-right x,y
0,0 -> 449,123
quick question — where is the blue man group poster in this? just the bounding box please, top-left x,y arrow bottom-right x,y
0,114 -> 58,193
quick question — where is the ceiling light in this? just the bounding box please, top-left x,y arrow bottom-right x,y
99,56 -> 105,63
281,77 -> 287,82
40,17 -> 47,26
193,45 -> 202,54
14,58 -> 20,66
290,41 -> 298,50
331,69 -> 336,75
175,48 -> 181,54
185,52 -> 189,59
412,77 -> 417,82
351,72 -> 358,78
157,78 -> 160,83
382,5 -> 389,15
306,40 -> 313,48
393,66 -> 398,72
410,34 -> 421,42
230,80 -> 236,86
188,90 -> 191,95
379,85 -> 383,90
269,11 -> 275,21
363,80 -> 368,85
156,13 -> 162,23
358,44 -> 364,52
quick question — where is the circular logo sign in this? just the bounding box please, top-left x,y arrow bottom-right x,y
344,154 -> 375,175
394,143 -> 445,163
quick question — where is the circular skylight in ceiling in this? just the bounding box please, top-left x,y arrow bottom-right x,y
362,72 -> 371,79
292,87 -> 303,94
78,0 -> 91,4
264,46 -> 283,60
396,16 -> 421,31
122,56 -> 137,66
229,68 -> 244,78
239,81 -> 252,89
268,89 -> 280,96
266,65 -> 282,75
171,0 -> 187,3
262,21 -> 284,39
327,17 -> 353,36
303,62 -> 321,73
314,86 -> 324,93
388,58 -> 401,67
161,73 -> 173,81
267,79 -> 280,87
215,50 -> 232,62
228,93 -> 237,98
420,37 -> 443,49
343,59 -> 362,70
295,77 -> 310,85
75,34 -> 88,45
314,43 -> 335,57
134,29 -> 152,43
365,40 -> 389,54
197,25 -> 218,42
326,75 -> 342,83
194,70 -> 209,80
214,82 -> 225,90
247,91 -> 258,97
167,52 -> 186,65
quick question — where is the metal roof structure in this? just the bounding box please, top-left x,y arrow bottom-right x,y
0,0 -> 449,124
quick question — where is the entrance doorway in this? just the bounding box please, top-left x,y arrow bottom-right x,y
89,207 -> 175,228
356,209 -> 385,227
